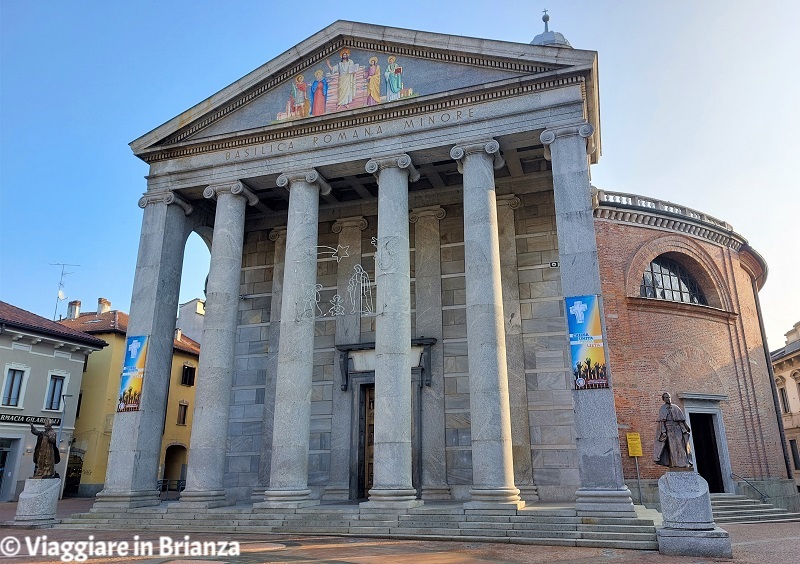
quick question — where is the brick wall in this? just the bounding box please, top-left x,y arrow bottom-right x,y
595,219 -> 786,482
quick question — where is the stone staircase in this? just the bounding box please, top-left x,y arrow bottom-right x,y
710,494 -> 800,524
56,502 -> 659,550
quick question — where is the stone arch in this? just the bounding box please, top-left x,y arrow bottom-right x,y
625,234 -> 733,311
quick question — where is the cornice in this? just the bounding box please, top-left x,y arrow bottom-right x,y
138,69 -> 589,164
593,189 -> 748,252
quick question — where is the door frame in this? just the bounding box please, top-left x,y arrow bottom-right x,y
348,368 -> 423,500
679,392 -> 735,494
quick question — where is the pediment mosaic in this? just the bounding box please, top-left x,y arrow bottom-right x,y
168,42 -> 560,145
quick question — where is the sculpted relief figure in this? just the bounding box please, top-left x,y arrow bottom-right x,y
30,419 -> 61,479
654,392 -> 693,468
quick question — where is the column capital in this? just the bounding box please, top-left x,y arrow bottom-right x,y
332,216 -> 368,233
365,154 -> 420,182
203,181 -> 259,206
268,226 -> 287,241
496,194 -> 521,210
409,205 -> 446,224
450,139 -> 505,172
138,191 -> 193,215
276,168 -> 332,196
540,123 -> 595,161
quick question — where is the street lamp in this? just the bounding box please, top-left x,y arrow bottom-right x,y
57,394 -> 73,445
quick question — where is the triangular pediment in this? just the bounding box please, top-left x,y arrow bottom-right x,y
132,21 -> 598,161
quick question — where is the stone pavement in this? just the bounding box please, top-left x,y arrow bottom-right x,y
0,498 -> 798,563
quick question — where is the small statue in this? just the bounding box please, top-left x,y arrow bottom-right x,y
654,392 -> 693,468
30,419 -> 60,479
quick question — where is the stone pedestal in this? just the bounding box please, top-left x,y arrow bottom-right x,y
656,471 -> 732,557
15,478 -> 60,523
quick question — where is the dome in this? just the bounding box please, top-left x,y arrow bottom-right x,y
531,12 -> 572,48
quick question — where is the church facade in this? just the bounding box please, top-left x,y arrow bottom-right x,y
96,21 -> 796,514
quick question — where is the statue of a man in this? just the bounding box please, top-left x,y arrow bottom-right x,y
654,392 -> 692,468
30,419 -> 60,479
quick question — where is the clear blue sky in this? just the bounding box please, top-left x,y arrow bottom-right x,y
1,1 -> 797,350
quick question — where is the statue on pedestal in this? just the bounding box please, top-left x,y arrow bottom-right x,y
654,392 -> 692,468
30,419 -> 60,479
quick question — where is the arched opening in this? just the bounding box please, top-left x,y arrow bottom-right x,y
176,231 -> 211,344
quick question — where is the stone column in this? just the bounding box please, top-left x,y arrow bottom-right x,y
256,226 -> 287,497
451,140 -> 523,509
541,123 -> 635,516
362,154 -> 422,508
409,206 -> 451,500
94,191 -> 192,510
181,181 -> 258,508
496,194 -> 537,502
324,216 -> 367,500
258,169 -> 330,508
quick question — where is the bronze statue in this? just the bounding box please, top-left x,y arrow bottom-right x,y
30,419 -> 60,479
654,392 -> 693,468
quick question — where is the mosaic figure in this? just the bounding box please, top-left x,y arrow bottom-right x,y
327,48 -> 356,108
309,69 -> 328,116
384,55 -> 403,102
291,74 -> 309,118
367,56 -> 381,105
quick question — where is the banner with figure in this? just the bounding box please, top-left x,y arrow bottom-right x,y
565,295 -> 608,390
117,335 -> 148,412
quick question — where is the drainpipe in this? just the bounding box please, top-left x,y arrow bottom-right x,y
746,247 -> 793,479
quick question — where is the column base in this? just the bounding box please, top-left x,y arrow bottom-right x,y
91,489 -> 161,512
361,487 -> 423,509
421,485 -> 452,501
177,489 -> 232,509
255,488 -> 319,509
464,486 -> 525,510
575,487 -> 636,517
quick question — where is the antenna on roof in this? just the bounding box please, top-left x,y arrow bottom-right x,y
50,262 -> 80,320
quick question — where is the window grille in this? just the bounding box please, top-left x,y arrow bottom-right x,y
640,256 -> 707,305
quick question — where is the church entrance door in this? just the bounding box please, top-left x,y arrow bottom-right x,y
351,369 -> 422,499
689,412 -> 724,493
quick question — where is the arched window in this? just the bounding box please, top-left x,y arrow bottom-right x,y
640,256 -> 708,305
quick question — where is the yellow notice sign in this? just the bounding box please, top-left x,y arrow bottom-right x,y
626,433 -> 643,457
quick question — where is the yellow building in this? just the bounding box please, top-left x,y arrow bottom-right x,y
59,298 -> 200,497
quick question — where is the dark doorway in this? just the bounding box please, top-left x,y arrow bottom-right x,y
356,384 -> 375,499
689,412 -> 724,493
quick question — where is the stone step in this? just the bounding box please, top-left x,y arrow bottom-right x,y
715,513 -> 800,523
715,516 -> 800,524
576,538 -> 660,550
713,508 -> 788,518
506,529 -> 581,539
578,517 -> 656,526
577,523 -> 656,534
579,531 -> 657,542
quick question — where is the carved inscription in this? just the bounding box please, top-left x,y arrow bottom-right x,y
223,107 -> 476,162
